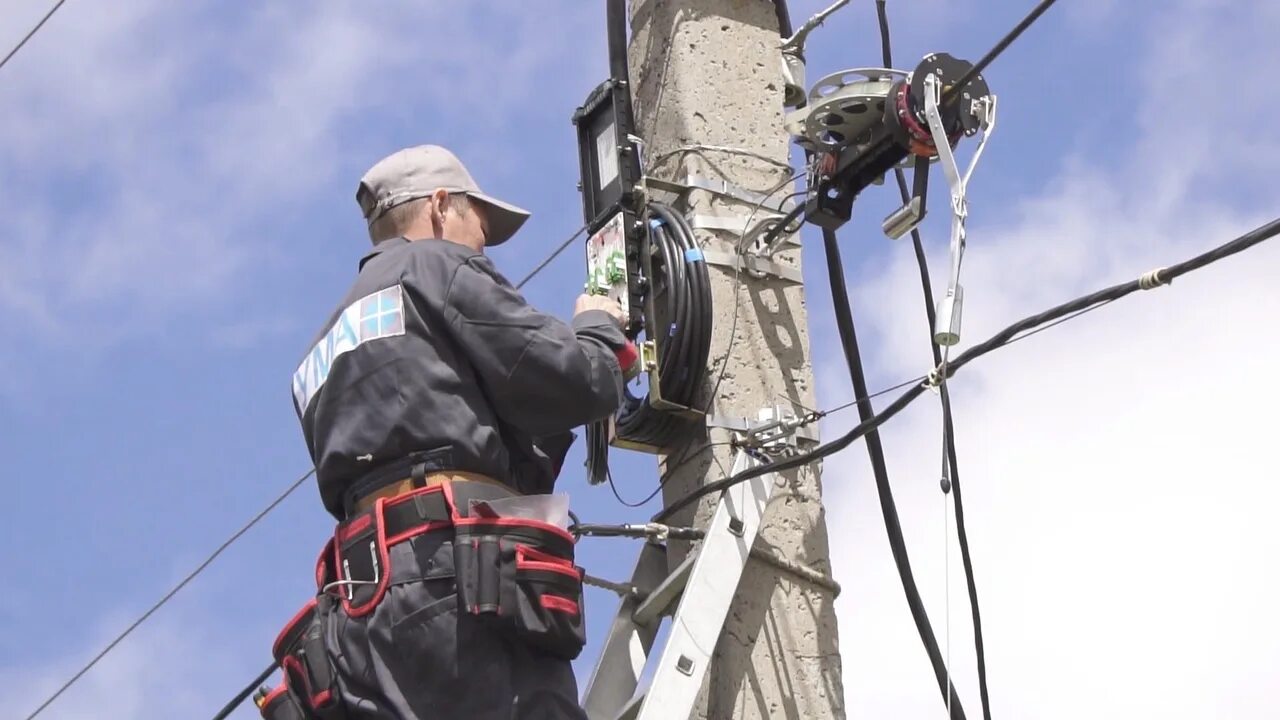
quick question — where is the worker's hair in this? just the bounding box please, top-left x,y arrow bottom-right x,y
367,193 -> 471,243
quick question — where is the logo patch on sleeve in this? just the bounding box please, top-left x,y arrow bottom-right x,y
292,284 -> 406,412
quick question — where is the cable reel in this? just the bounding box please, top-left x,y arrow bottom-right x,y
580,201 -> 713,485
797,52 -> 995,231
886,53 -> 991,159
784,67 -> 906,156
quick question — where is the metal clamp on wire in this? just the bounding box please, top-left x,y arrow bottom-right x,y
924,363 -> 948,393
708,406 -> 820,454
1139,267 -> 1170,290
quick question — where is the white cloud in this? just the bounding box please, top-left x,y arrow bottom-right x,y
0,0 -> 597,350
2,606 -> 259,720
823,1 -> 1280,717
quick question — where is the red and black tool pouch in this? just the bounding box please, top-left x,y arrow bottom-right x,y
257,682 -> 307,720
451,501 -> 587,661
271,595 -> 346,720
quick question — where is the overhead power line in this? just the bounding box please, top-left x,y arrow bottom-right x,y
946,0 -> 1061,104
23,469 -> 315,720
514,224 -> 588,290
876,1 -> 991,716
211,661 -> 278,720
655,215 -> 1280,522
0,0 -> 69,73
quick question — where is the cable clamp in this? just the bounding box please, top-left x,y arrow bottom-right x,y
925,364 -> 945,392
699,248 -> 804,284
644,522 -> 670,542
1139,267 -> 1170,290
707,406 -> 820,450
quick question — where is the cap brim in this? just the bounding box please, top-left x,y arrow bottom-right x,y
470,192 -> 531,247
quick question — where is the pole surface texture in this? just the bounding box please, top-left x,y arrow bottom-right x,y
629,1 -> 846,717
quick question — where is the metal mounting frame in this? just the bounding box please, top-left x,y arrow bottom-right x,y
643,173 -> 798,217
705,405 -> 820,449
698,249 -> 803,284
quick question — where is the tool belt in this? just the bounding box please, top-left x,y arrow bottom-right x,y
261,478 -> 586,719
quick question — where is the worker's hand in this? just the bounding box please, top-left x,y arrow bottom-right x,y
575,293 -> 625,326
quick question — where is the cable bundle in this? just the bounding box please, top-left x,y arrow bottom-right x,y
587,201 -> 713,484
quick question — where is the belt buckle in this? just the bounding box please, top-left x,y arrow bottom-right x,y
335,518 -> 382,602
338,540 -> 380,601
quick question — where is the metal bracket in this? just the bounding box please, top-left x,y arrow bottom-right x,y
922,72 -> 997,347
685,213 -> 802,252
706,406 -> 820,449
644,174 -> 797,216
700,249 -> 803,284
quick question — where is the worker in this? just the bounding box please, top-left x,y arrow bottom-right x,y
280,145 -> 637,719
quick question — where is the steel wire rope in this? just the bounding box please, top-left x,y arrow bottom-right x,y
0,0 -> 70,73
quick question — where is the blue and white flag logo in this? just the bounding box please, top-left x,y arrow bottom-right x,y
293,284 -> 406,412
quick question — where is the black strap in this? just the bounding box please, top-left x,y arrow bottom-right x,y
410,461 -> 427,489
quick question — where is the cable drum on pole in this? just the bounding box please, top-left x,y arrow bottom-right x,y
617,203 -> 713,443
586,202 -> 714,483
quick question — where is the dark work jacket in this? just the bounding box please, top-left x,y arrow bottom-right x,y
291,237 -> 629,520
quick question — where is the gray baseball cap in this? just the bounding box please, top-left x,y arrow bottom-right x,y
355,145 -> 531,247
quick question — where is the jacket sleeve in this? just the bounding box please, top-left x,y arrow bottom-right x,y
440,254 -> 635,436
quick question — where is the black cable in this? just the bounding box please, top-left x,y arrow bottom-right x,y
877,1 -> 991,715
586,202 -> 714,487
945,0 -> 1061,105
616,203 -> 712,445
908,192 -> 992,720
773,0 -> 795,39
514,224 -> 588,290
211,661 -> 278,720
572,523 -> 705,541
25,468 -> 316,720
631,366 -> 929,508
0,0 -> 69,73
655,216 -> 1280,522
823,228 -> 967,718
605,0 -> 640,168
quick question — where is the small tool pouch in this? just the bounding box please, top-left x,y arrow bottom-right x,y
448,486 -> 587,660
257,682 -> 307,720
272,595 -> 346,720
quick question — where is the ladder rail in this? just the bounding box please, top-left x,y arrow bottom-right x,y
581,449 -> 777,720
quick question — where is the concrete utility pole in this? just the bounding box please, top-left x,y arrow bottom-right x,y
629,1 -> 846,718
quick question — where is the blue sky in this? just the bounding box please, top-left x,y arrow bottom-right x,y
2,1 -> 1278,718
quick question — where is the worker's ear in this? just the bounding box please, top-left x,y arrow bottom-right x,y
429,188 -> 450,238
